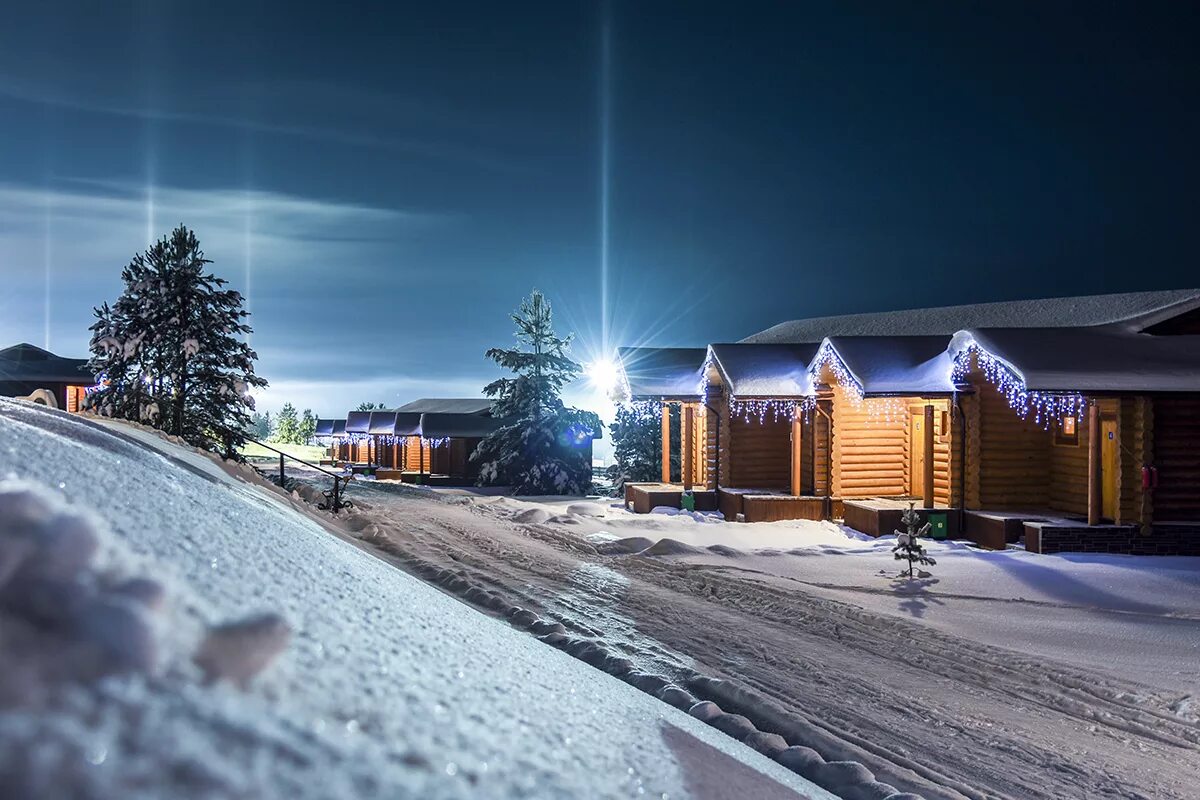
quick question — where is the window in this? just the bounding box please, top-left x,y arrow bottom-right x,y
1055,414 -> 1079,446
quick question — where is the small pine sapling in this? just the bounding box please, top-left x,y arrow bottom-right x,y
893,502 -> 937,578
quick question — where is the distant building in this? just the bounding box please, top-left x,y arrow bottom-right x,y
0,343 -> 94,411
317,398 -> 600,486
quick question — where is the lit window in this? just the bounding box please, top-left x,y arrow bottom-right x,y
1062,415 -> 1076,435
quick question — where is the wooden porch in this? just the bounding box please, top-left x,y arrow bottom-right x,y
624,482 -> 718,514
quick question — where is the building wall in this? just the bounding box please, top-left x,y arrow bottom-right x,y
830,384 -> 907,499
1151,395 -> 1200,521
728,412 -> 791,490
970,371 -> 1051,509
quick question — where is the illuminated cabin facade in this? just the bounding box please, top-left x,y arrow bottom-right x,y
617,290 -> 1200,555
0,343 -> 94,411
317,399 -> 509,485
614,347 -> 715,512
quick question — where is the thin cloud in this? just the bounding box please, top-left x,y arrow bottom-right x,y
0,77 -> 524,172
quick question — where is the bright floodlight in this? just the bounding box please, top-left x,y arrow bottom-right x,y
585,357 -> 621,399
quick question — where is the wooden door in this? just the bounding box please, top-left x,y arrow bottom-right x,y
1101,417 -> 1118,520
909,411 -> 925,498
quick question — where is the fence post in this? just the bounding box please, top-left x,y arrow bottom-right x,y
279,453 -> 285,485
332,477 -> 340,514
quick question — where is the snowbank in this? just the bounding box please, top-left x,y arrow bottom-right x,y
464,490 -> 1200,694
0,399 -> 831,800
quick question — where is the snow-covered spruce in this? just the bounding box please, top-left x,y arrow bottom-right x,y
87,224 -> 267,458
473,290 -> 600,495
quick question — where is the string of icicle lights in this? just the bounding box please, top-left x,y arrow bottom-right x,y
337,434 -> 452,446
618,399 -> 666,423
728,396 -> 816,423
811,342 -> 864,402
952,343 -> 1087,428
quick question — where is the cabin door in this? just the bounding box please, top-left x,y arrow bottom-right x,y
909,411 -> 926,498
1101,417 -> 1118,520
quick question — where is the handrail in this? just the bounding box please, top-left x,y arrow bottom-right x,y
242,434 -> 342,478
238,434 -> 353,514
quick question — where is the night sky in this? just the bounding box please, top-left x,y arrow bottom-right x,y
1,2 -> 1198,418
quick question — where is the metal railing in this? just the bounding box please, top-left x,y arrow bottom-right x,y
242,435 -> 354,514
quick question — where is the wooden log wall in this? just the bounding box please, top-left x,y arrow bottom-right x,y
1130,398 -> 1153,529
830,385 -> 907,499
1048,406 -> 1092,516
972,372 -> 1050,509
903,398 -> 954,506
704,399 -> 719,490
403,437 -> 432,472
728,413 -> 791,489
687,402 -> 708,487
813,396 -> 832,497
1151,395 -> 1200,521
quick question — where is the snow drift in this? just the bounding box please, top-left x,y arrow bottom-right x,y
0,399 -> 830,800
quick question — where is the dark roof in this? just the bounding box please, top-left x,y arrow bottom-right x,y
394,398 -> 493,415
418,412 -> 507,439
818,336 -> 957,395
315,419 -> 336,437
331,420 -> 347,436
616,347 -> 707,399
706,343 -> 818,398
742,289 -> 1200,344
344,411 -> 373,434
367,411 -> 398,435
0,343 -> 92,384
952,327 -> 1200,392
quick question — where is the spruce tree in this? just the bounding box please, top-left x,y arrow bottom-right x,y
605,402 -> 663,494
87,225 -> 266,457
356,402 -> 386,411
473,290 -> 600,494
299,408 -> 317,445
274,403 -> 300,444
893,503 -> 937,578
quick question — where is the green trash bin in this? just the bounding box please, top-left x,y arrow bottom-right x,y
680,492 -> 696,512
927,512 -> 948,540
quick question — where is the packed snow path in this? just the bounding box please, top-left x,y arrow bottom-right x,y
0,399 -> 832,800
279,471 -> 1200,800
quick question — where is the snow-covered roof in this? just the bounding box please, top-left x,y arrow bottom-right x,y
394,398 -> 493,415
818,336 -> 958,396
344,410 -> 372,434
741,289 -> 1200,344
0,342 -> 92,384
617,347 -> 707,399
418,412 -> 507,439
706,343 -> 818,398
952,327 -> 1200,392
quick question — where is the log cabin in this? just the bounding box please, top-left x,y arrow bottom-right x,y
613,347 -> 715,511
618,289 -> 1200,555
0,343 -> 94,411
702,342 -> 821,522
948,325 -> 1200,555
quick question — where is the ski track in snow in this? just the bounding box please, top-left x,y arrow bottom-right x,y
280,469 -> 1200,800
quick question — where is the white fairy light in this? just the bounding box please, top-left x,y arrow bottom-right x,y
952,343 -> 1087,428
811,341 -> 864,403
727,395 -> 815,424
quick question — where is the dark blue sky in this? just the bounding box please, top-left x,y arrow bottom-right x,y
1,2 -> 1197,415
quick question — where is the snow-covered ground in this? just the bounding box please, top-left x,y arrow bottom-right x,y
0,398 -> 833,800
466,495 -> 1200,692
268,475 -> 1200,800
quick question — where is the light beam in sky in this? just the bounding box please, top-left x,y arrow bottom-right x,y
598,3 -> 612,357
42,183 -> 53,350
